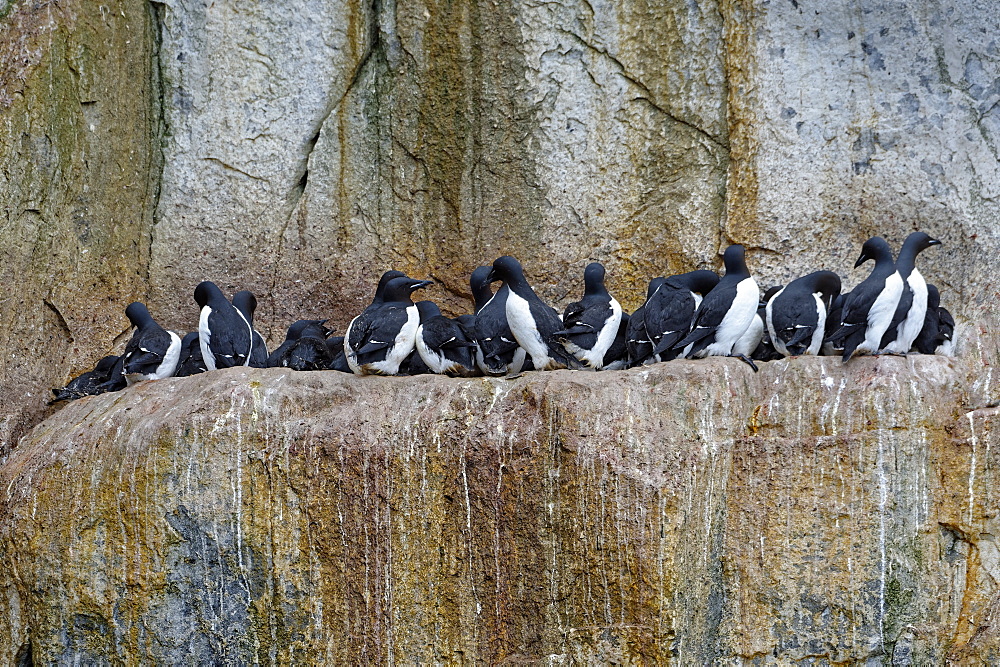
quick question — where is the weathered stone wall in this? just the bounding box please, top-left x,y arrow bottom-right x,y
0,0 -> 159,452
2,0 -> 998,451
2,0 -> 1000,661
2,342 -> 999,662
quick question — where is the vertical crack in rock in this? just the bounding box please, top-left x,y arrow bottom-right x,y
147,0 -> 168,290
269,0 -> 385,305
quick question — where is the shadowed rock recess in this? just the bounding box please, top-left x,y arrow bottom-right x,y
3,341 -> 1000,662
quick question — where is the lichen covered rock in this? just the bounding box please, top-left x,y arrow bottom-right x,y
2,340 -> 999,662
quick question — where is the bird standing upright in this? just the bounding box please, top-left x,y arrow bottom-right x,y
488,256 -> 580,371
826,237 -> 903,362
552,262 -> 623,370
673,245 -> 760,370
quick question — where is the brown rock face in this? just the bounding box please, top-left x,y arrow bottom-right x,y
0,0 -> 159,451
2,0 -> 999,660
2,340 -> 1000,662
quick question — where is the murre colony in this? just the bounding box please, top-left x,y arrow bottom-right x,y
51,233 -> 954,403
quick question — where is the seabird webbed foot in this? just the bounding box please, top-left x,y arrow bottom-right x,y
731,353 -> 758,372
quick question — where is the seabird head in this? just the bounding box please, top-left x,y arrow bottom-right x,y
762,285 -> 783,303
299,321 -> 331,340
810,271 -> 842,300
382,276 -> 433,303
854,237 -> 893,268
194,281 -> 226,308
232,290 -> 258,321
901,231 -> 942,254
583,262 -> 608,295
488,255 -> 526,286
415,300 -> 443,322
470,266 -> 495,312
284,319 -> 328,341
722,244 -> 751,278
124,302 -> 155,329
374,270 -> 408,303
684,270 -> 721,296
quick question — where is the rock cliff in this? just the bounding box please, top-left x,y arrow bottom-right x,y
2,0 -> 997,451
2,0 -> 1000,661
2,345 -> 1000,662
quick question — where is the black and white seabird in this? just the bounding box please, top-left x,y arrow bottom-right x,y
284,321 -> 335,371
174,332 -> 208,377
471,265 -> 529,375
195,281 -> 254,371
626,277 -> 666,366
488,256 -> 580,371
646,270 -> 720,362
673,245 -> 761,370
372,270 -> 408,304
267,320 -> 331,368
232,290 -> 269,368
601,312 -> 630,370
325,336 -> 352,372
50,355 -> 121,403
552,262 -> 623,370
344,276 -> 433,375
415,301 -> 479,377
120,302 -> 182,384
765,271 -> 842,357
878,231 -> 941,354
826,237 -> 904,362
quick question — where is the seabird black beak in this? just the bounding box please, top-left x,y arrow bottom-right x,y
853,253 -> 869,269
928,238 -> 942,246
412,280 -> 434,290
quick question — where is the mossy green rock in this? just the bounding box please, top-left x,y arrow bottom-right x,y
3,345 -> 1000,662
0,0 -> 159,450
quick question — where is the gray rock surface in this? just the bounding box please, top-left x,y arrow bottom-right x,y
2,0 -> 998,451
2,346 -> 1000,662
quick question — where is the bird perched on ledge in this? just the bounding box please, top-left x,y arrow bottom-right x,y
120,302 -> 182,384
345,276 -> 433,375
552,262 -> 623,370
674,245 -> 760,371
195,281 -> 255,371
488,255 -> 580,371
827,237 -> 903,362
766,271 -> 842,357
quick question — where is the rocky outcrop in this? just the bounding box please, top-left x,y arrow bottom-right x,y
2,0 -> 999,660
0,0 -> 159,452
3,0 -> 996,453
2,339 -> 1000,662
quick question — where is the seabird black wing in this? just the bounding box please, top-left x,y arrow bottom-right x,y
646,284 -> 697,359
673,282 -> 739,354
626,304 -> 654,366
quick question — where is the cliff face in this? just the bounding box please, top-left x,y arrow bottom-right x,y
2,0 -> 1000,662
2,0 -> 997,451
0,0 -> 159,449
2,344 -> 1000,663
